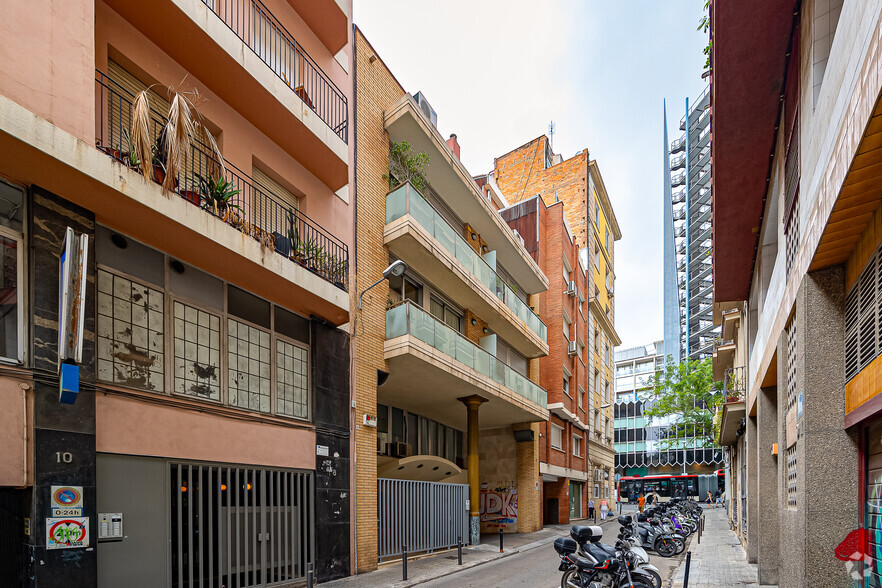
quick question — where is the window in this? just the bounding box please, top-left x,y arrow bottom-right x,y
550,424 -> 563,450
594,484 -> 600,498
228,319 -> 271,412
594,250 -> 600,268
389,274 -> 421,306
595,202 -> 599,226
430,295 -> 463,332
604,486 -> 609,498
573,434 -> 582,457
173,301 -> 222,401
578,386 -> 585,408
563,376 -> 571,397
277,339 -> 309,418
97,270 -> 164,391
616,364 -> 633,377
0,181 -> 23,363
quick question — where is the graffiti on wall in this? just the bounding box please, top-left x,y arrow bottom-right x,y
479,485 -> 518,531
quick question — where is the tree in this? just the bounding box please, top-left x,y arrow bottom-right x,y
643,357 -> 722,449
385,140 -> 430,193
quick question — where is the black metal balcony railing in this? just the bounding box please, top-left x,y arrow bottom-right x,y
203,0 -> 348,143
95,71 -> 348,291
724,366 -> 746,400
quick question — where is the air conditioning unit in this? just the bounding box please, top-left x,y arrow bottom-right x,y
413,92 -> 438,128
386,442 -> 413,459
568,340 -> 578,357
566,280 -> 577,297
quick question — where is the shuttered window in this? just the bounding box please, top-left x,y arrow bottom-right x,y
106,60 -> 170,155
252,167 -> 299,233
845,247 -> 881,381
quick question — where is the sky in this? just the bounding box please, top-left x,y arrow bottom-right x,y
354,1 -> 709,350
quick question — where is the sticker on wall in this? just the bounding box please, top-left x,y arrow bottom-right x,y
46,517 -> 89,549
50,486 -> 83,516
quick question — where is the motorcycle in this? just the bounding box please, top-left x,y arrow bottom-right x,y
622,513 -> 685,558
554,524 -> 656,588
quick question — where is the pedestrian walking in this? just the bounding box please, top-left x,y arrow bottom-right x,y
714,488 -> 723,508
646,492 -> 655,507
706,490 -> 713,508
588,498 -> 595,519
653,490 -> 661,505
637,493 -> 646,513
600,498 -> 609,520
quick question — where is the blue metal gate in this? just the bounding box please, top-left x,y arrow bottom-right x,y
377,479 -> 469,562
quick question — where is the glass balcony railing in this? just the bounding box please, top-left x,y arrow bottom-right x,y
386,301 -> 547,407
386,183 -> 547,343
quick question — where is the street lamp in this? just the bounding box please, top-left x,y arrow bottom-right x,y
358,260 -> 407,309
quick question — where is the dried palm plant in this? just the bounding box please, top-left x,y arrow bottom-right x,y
162,87 -> 225,195
130,91 -> 153,179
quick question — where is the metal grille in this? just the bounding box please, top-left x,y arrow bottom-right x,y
170,463 -> 313,587
786,446 -> 798,507
786,320 -> 798,410
785,201 -> 800,277
845,247 -> 882,381
377,479 -> 468,562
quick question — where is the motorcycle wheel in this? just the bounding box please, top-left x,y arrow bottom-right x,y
560,568 -> 583,588
655,538 -> 677,557
673,537 -> 686,555
634,569 -> 663,588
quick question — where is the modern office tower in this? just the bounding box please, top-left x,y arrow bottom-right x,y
614,341 -> 723,478
663,89 -> 718,362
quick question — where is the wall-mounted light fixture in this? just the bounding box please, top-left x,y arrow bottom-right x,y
471,318 -> 477,326
483,328 -> 488,334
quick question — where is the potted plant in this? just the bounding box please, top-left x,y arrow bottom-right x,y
195,173 -> 241,218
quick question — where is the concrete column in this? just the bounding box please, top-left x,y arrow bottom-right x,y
460,395 -> 487,545
756,386 -> 779,585
796,267 -> 859,587
514,422 -> 541,532
745,412 -> 758,563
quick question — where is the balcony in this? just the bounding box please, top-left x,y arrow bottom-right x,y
384,96 -> 547,295
103,0 -> 348,188
383,302 -> 548,430
385,183 -> 548,358
724,366 -> 746,401
671,137 -> 686,153
671,172 -> 686,187
670,154 -> 686,170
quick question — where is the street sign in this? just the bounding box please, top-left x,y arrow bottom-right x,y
51,485 -> 83,517
46,517 -> 89,549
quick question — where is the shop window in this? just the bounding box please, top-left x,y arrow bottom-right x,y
97,269 -> 164,391
173,301 -> 222,401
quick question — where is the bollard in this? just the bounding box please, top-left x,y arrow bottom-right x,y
402,545 -> 408,581
698,519 -> 701,544
457,536 -> 463,565
683,551 -> 692,588
594,509 -> 597,524
306,562 -> 314,588
499,528 -> 504,553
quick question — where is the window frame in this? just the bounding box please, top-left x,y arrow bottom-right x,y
573,433 -> 582,457
550,423 -> 564,451
0,212 -> 25,364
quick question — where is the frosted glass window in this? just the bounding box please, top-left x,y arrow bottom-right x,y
277,339 -> 309,418
228,319 -> 271,412
97,269 -> 164,391
173,301 -> 221,401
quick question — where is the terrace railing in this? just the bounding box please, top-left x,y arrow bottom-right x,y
386,301 -> 547,408
202,0 -> 348,142
95,71 -> 348,290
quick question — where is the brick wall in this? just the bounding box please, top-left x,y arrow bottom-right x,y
353,28 -> 405,573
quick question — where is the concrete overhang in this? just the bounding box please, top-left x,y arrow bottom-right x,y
720,309 -> 741,341
384,215 -> 548,358
713,341 -> 736,381
547,403 -> 589,431
540,462 -> 589,482
286,0 -> 349,54
377,455 -> 465,484
0,96 -> 348,324
382,335 -> 548,432
104,0 -> 349,190
384,96 -> 548,295
711,0 -> 796,301
718,401 -> 746,446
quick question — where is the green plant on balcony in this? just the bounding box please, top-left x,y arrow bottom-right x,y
384,140 -> 429,193
195,174 -> 242,219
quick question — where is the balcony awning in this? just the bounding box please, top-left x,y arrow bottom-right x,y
717,401 -> 746,446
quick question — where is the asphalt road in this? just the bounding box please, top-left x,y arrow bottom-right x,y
420,524 -> 687,588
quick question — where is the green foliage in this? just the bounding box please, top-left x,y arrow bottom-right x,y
643,357 -> 722,448
195,174 -> 242,213
385,140 -> 430,193
698,0 -> 712,70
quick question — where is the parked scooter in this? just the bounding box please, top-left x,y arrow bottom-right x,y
554,525 -> 656,588
621,513 -> 685,558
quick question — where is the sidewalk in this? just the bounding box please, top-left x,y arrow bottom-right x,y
323,514 -> 622,587
672,507 -> 776,588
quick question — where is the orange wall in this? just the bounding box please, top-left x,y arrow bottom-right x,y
94,1 -> 352,249
96,393 -> 316,470
0,0 -> 95,142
